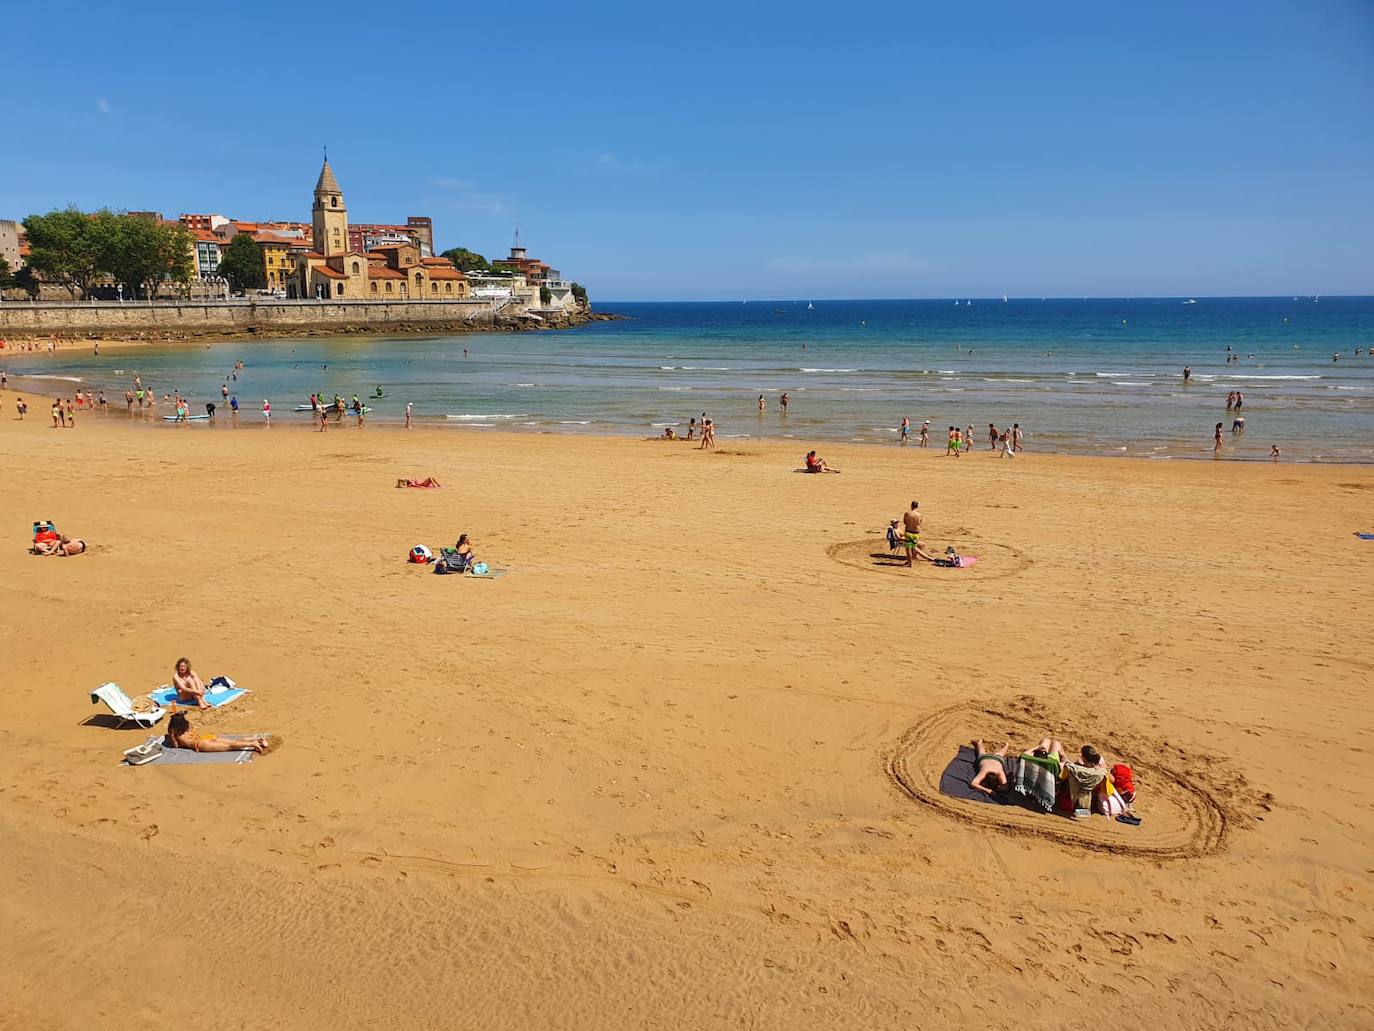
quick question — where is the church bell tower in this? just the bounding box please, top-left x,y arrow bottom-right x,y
312,156 -> 349,257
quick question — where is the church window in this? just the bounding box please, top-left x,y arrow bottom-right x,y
431,282 -> 438,293
331,197 -> 338,208
386,282 -> 393,293
352,261 -> 360,274
370,281 -> 377,293
335,282 -> 343,296
415,272 -> 422,284
445,283 -> 452,293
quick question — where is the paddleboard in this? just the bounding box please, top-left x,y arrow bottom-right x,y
163,414 -> 210,422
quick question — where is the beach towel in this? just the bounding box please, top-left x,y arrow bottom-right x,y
1356,533 -> 1374,540
932,556 -> 979,569
120,736 -> 258,766
1014,754 -> 1060,812
1064,762 -> 1108,811
149,677 -> 246,709
939,746 -> 1011,805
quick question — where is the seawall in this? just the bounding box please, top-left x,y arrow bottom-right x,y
0,299 -> 608,339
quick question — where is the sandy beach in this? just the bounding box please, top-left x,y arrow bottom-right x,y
1,386 -> 1372,1030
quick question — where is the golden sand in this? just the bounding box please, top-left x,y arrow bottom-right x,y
1,385 -> 1372,1029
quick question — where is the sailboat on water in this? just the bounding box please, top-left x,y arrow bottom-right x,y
1002,294 -> 1008,303
807,301 -> 814,310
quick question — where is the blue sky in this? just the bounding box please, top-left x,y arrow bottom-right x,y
5,1 -> 1372,300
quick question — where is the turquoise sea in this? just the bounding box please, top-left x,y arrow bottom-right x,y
10,296 -> 1374,461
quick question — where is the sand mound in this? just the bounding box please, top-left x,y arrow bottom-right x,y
884,696 -> 1246,860
826,535 -> 1032,582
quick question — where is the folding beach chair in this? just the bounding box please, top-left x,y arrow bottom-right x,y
90,682 -> 166,729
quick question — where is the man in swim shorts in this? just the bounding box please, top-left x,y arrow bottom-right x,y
901,501 -> 933,567
970,740 -> 1012,796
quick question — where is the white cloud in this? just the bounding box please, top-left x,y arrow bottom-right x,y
594,152 -> 652,173
96,98 -> 112,114
430,175 -> 507,214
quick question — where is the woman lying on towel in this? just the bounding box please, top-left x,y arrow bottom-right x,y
165,712 -> 270,754
397,476 -> 444,488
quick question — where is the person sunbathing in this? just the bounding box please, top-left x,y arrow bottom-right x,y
396,477 -> 444,488
34,535 -> 87,556
970,740 -> 1012,795
172,657 -> 211,711
804,450 -> 839,473
165,712 -> 269,754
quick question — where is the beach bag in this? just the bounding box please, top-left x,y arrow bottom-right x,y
123,739 -> 164,766
409,545 -> 433,564
1111,763 -> 1135,802
471,562 -> 489,576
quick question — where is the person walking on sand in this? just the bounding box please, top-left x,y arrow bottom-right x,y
405,402 -> 413,429
900,416 -> 910,445
16,397 -> 26,420
1214,422 -> 1224,453
1001,427 -> 1015,458
988,423 -> 999,450
51,400 -> 60,429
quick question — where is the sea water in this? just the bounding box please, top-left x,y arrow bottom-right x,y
10,297 -> 1374,461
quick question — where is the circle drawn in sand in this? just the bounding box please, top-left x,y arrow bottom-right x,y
827,536 -> 1032,583
884,698 -> 1232,860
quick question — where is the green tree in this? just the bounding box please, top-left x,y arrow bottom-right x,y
13,265 -> 40,298
0,257 -> 13,291
441,247 -> 489,272
22,208 -> 106,298
539,284 -> 552,306
570,282 -> 589,306
218,233 -> 266,292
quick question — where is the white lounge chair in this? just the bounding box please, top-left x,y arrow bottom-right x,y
90,682 -> 165,728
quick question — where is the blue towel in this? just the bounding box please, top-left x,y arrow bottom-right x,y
149,682 -> 246,708
939,746 -> 1011,805
1356,533 -> 1374,540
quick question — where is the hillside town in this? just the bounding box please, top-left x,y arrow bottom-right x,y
0,158 -> 587,315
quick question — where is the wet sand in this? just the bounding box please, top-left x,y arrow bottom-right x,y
1,387 -> 1372,1029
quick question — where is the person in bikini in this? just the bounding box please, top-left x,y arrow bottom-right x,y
35,535 -> 87,556
970,740 -> 1013,796
165,712 -> 270,754
172,657 -> 212,711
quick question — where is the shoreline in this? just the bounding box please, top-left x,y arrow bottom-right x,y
2,381 -> 1368,467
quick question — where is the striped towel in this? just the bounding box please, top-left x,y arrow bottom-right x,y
1014,754 -> 1060,812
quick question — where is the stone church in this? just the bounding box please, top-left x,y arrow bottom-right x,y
292,160 -> 467,300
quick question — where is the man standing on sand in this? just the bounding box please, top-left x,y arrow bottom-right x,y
901,501 -> 933,567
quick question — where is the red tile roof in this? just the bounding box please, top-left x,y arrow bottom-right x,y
366,265 -> 405,280
313,266 -> 345,279
427,266 -> 465,280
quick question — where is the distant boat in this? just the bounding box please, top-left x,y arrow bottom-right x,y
1313,293 -> 1320,302
1183,298 -> 1197,304
1002,294 -> 1008,303
807,301 -> 814,310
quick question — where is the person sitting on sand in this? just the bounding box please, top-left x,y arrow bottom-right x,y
804,450 -> 838,473
397,477 -> 444,488
165,711 -> 270,754
970,740 -> 1013,796
453,533 -> 476,569
34,534 -> 88,556
1062,744 -> 1108,817
661,426 -> 678,440
171,657 -> 212,711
